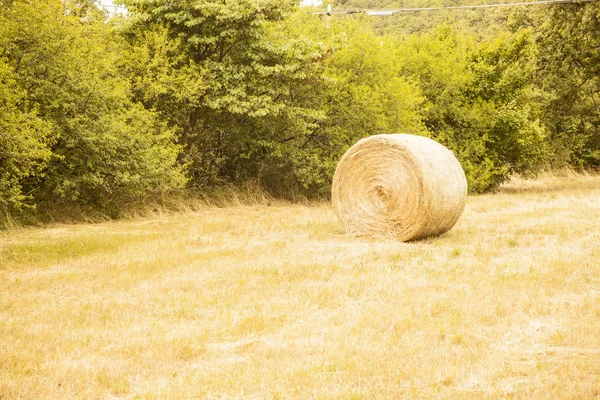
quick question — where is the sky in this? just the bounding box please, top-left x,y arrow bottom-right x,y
300,0 -> 324,5
97,0 -> 124,11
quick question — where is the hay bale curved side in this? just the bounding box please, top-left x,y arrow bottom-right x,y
331,134 -> 467,241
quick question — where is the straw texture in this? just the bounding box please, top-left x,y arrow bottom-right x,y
332,134 -> 467,241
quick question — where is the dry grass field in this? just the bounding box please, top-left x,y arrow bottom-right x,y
1,172 -> 600,399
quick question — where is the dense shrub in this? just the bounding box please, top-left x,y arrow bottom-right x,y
0,0 -> 185,214
1,0 -> 598,218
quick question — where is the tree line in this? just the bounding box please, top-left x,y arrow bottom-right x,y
1,0 -> 598,218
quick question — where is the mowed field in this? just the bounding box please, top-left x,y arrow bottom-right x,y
1,173 -> 600,399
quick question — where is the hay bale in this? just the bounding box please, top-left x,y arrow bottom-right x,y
331,134 -> 467,241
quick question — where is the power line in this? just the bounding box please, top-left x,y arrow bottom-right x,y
313,0 -> 596,15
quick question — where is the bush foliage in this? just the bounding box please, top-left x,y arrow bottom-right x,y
1,0 -> 599,216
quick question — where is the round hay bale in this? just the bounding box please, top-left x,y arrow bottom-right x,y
331,134 -> 467,241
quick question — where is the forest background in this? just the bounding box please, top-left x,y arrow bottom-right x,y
1,0 -> 598,221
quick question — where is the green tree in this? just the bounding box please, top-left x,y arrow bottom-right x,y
282,15 -> 427,195
536,2 -> 600,167
119,0 -> 329,194
397,26 -> 547,192
1,0 -> 185,215
0,59 -> 53,210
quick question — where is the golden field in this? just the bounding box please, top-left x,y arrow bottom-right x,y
1,172 -> 600,399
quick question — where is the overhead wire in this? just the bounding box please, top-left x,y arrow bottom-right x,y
313,0 -> 597,15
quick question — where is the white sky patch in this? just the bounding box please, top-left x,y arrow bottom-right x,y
300,0 -> 324,7
97,0 -> 127,15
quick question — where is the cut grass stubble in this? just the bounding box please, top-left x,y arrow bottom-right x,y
1,173 -> 600,398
